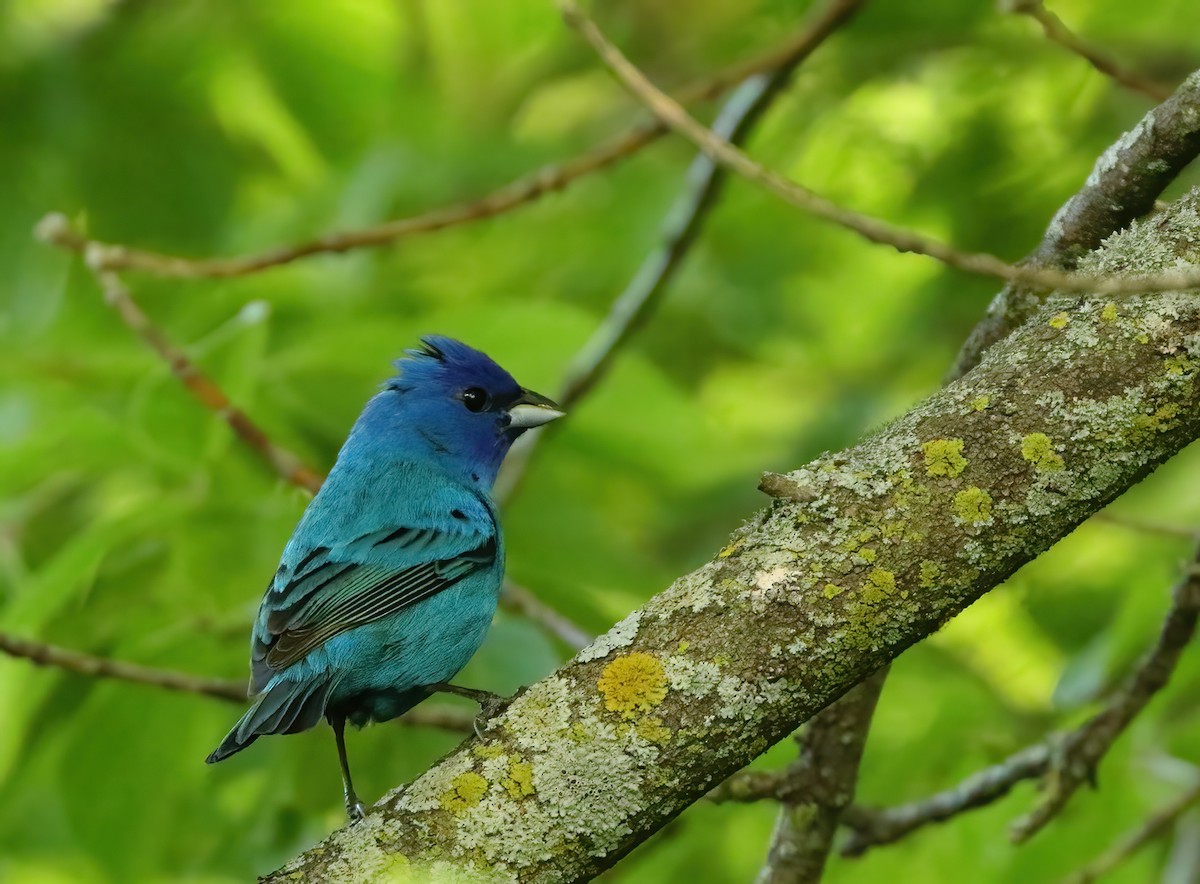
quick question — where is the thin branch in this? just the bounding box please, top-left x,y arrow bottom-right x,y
36,222 -> 324,494
0,630 -> 472,732
497,0 -> 864,503
840,556 -> 1200,855
501,580 -> 592,651
1064,779 -> 1200,884
1005,0 -> 1173,102
1010,557 -> 1200,842
840,743 -> 1052,855
31,3 -> 864,280
1093,511 -> 1200,541
559,3 -> 1200,296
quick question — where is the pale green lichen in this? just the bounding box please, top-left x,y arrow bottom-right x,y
953,487 -> 993,525
922,438 -> 968,477
597,653 -> 668,717
576,609 -> 642,663
1020,432 -> 1064,472
823,582 -> 844,599
918,560 -> 942,589
970,395 -> 991,411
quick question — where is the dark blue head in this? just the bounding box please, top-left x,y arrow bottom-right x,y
347,336 -> 563,489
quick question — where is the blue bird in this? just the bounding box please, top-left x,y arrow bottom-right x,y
205,336 -> 563,819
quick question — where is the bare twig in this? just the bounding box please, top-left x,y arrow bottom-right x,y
31,4 -> 864,281
1093,511 -> 1200,541
1064,779 -> 1200,884
33,217 -> 325,494
0,630 -> 472,732
1010,557 -> 1200,842
841,557 -> 1200,855
1005,0 -> 1173,102
501,580 -> 592,651
559,4 -> 1200,296
497,0 -> 864,503
840,743 -> 1052,855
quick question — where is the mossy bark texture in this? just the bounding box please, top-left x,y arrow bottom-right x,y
266,191 -> 1200,883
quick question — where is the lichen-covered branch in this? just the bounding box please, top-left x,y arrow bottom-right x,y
29,0 -> 863,281
561,3 -> 1200,296
840,546 -> 1200,855
1005,0 -> 1173,102
266,188 -> 1200,883
952,66 -> 1200,376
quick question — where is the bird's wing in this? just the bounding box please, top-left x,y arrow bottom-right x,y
249,482 -> 499,694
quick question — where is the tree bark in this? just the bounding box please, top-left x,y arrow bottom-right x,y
265,189 -> 1200,883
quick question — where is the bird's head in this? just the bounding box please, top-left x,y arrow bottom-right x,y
354,335 -> 563,488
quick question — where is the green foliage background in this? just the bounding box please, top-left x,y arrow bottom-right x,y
2,1 -> 1199,881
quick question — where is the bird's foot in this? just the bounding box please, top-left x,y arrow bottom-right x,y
427,683 -> 525,737
346,799 -> 367,823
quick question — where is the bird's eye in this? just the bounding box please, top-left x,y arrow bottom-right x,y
461,387 -> 489,412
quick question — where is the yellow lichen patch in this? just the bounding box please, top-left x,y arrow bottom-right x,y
1132,404 -> 1181,439
970,395 -> 991,412
859,569 -> 896,604
1164,355 -> 1195,376
858,548 -> 877,563
922,438 -> 968,477
919,560 -> 942,589
439,771 -> 488,814
598,652 -> 668,718
1137,333 -> 1150,344
501,760 -> 535,800
1048,312 -> 1070,329
1020,432 -> 1064,471
473,744 -> 506,760
717,538 -> 744,559
954,487 -> 993,525
1100,303 -> 1118,322
823,582 -> 844,599
635,717 -> 672,745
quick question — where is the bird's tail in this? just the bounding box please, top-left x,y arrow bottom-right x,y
205,676 -> 335,764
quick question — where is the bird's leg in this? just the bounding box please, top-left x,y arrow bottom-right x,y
426,682 -> 520,737
331,714 -> 366,822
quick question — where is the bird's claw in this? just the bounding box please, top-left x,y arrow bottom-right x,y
346,799 -> 367,823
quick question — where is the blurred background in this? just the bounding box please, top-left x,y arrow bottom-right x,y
2,0 -> 1200,881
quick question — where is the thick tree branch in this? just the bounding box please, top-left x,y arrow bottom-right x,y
0,630 -> 473,732
560,3 -> 1200,296
1005,0 -> 1173,102
29,0 -> 864,280
497,0 -> 864,500
840,550 -> 1200,854
266,186 -> 1200,882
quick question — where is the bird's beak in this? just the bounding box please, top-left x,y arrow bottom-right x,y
507,388 -> 565,429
